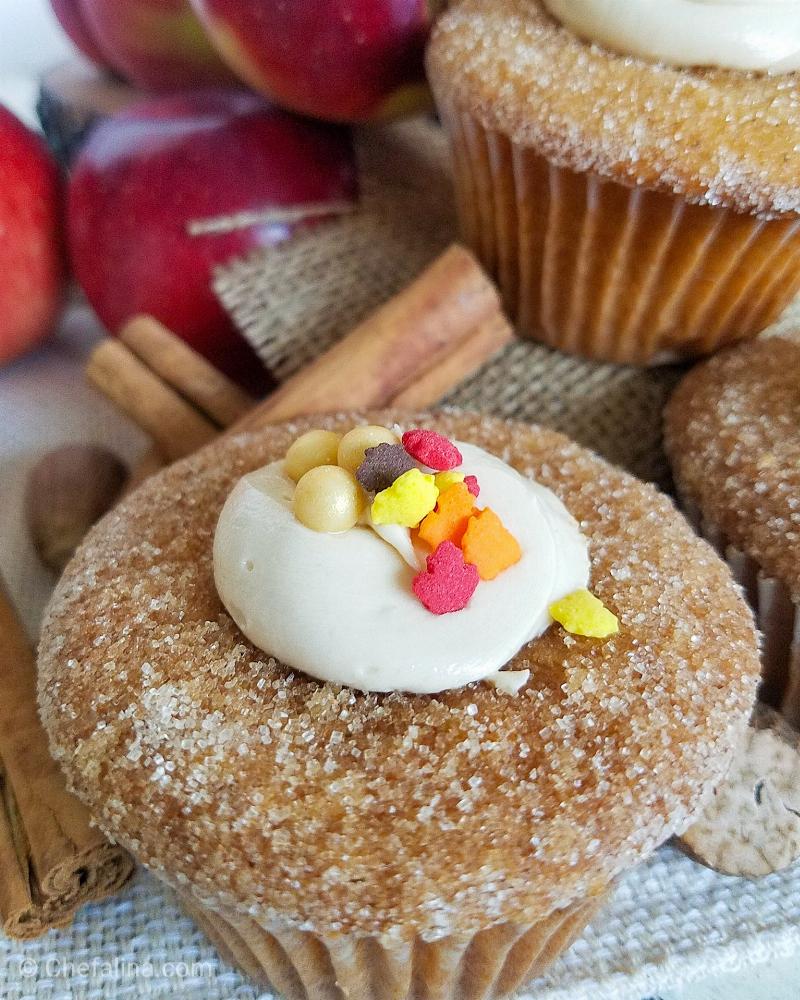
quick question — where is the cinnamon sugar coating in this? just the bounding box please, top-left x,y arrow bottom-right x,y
427,0 -> 800,218
665,338 -> 800,602
38,413 -> 759,940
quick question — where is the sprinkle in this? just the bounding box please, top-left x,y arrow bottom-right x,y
549,589 -> 619,639
461,508 -> 522,581
434,470 -> 465,492
356,443 -> 415,493
417,483 -> 477,550
412,541 -> 479,615
402,429 -> 462,471
431,472 -> 479,498
371,469 -> 439,528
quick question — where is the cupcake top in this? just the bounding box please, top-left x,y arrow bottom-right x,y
427,0 -> 800,217
38,413 -> 759,940
665,336 -> 800,600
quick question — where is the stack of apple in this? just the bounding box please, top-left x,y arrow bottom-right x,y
0,1 -> 446,386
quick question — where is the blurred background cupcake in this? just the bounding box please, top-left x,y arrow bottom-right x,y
665,335 -> 800,730
427,0 -> 800,365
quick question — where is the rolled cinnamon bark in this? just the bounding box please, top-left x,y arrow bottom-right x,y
0,577 -> 134,939
119,315 -> 255,428
233,244 -> 512,431
0,775 -> 73,939
391,311 -> 512,409
86,339 -> 218,461
89,245 -> 513,466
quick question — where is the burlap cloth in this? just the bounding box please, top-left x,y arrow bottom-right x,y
215,118 -> 701,490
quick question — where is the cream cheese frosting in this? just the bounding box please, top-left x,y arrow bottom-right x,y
213,442 -> 590,694
542,0 -> 800,72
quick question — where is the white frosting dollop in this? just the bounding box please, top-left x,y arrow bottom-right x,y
542,0 -> 800,72
213,442 -> 589,695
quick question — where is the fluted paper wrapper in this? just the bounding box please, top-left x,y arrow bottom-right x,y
683,499 -> 800,729
438,106 -> 800,365
178,890 -> 609,1000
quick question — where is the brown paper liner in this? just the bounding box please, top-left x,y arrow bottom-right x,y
682,498 -> 800,729
438,106 -> 800,365
178,889 -> 609,1000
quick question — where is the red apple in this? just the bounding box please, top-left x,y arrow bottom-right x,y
50,0 -> 235,90
68,90 -> 358,392
0,106 -> 65,367
50,0 -> 108,66
189,0 -> 444,122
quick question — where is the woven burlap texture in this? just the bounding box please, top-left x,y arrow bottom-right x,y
215,118 -> 698,488
215,119 -> 456,383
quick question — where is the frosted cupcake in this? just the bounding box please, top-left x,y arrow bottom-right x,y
427,1 -> 800,364
665,337 -> 800,728
38,413 -> 760,999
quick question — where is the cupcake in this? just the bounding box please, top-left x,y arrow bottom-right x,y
665,337 -> 800,729
38,412 -> 759,999
427,1 -> 800,365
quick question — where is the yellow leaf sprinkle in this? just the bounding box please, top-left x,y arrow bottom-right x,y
549,589 -> 619,639
434,470 -> 465,492
371,469 -> 439,528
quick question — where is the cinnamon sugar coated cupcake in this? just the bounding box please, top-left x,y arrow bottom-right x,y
427,0 -> 800,364
665,337 -> 800,729
38,412 -> 760,999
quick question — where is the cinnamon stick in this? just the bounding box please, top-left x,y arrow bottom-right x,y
86,339 -> 217,461
391,310 -> 511,409
233,244 -> 511,432
0,771 -> 72,939
0,576 -> 134,939
119,315 -> 255,427
87,244 -> 512,464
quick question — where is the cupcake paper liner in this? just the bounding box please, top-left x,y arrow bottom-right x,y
178,889 -> 609,1000
439,106 -> 800,365
683,498 -> 800,729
